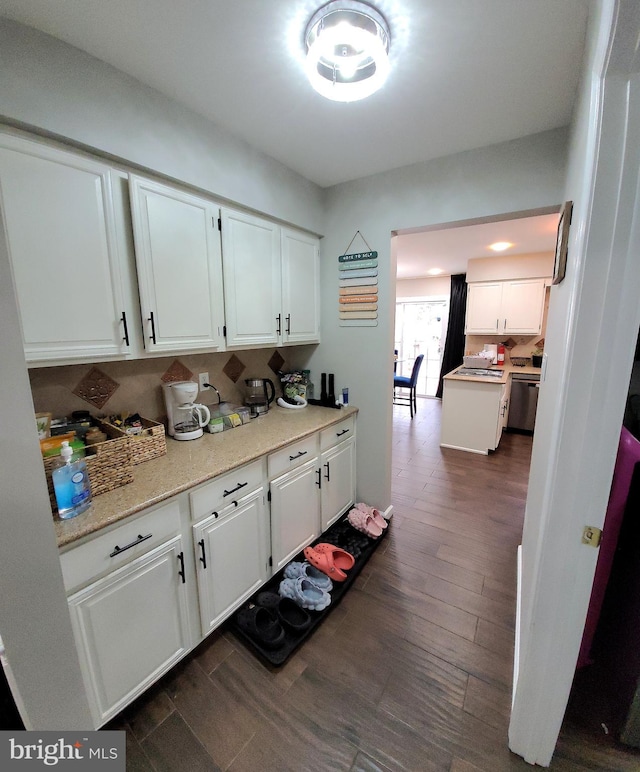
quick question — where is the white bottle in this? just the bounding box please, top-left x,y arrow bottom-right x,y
52,440 -> 92,519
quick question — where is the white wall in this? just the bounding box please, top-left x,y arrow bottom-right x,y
314,130 -> 569,509
396,276 -> 450,298
0,19 -> 323,234
466,252 -> 554,282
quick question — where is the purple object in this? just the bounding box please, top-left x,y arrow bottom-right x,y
577,426 -> 640,669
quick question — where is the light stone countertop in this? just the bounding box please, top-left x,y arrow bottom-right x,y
55,404 -> 358,549
443,363 -> 542,385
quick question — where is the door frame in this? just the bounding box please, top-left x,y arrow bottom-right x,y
509,0 -> 640,764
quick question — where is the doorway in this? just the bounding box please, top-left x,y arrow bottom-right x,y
394,298 -> 448,397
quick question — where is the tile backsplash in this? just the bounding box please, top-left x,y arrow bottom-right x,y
29,347 -> 314,426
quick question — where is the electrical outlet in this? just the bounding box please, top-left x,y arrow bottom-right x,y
198,372 -> 210,391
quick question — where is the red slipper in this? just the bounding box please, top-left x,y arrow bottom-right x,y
303,543 -> 355,582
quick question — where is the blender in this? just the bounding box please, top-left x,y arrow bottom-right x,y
163,381 -> 211,440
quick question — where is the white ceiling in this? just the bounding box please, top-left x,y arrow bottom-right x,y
0,0 -> 589,189
0,0 -> 586,278
396,212 -> 560,279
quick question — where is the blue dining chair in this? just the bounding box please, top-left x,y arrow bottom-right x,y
393,354 -> 424,418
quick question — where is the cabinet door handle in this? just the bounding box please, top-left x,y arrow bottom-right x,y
289,450 -> 308,461
336,428 -> 349,437
120,311 -> 130,346
324,462 -> 330,481
276,314 -> 281,335
211,510 -> 219,519
496,318 -> 499,330
109,533 -> 152,558
316,468 -> 322,488
148,311 -> 157,344
198,539 -> 207,569
177,551 -> 186,583
503,318 -> 507,330
223,481 -> 247,498
285,314 -> 291,335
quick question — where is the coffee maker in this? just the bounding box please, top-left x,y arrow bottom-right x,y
163,381 -> 211,440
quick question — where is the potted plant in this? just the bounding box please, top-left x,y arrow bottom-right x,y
532,346 -> 544,368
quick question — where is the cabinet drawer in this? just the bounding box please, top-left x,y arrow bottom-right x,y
190,458 -> 264,522
268,435 -> 318,479
320,416 -> 355,451
60,499 -> 181,593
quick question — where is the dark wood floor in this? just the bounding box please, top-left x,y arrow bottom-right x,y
111,398 -> 640,771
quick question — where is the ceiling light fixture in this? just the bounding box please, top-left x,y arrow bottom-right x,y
489,241 -> 514,252
304,1 -> 391,102
427,268 -> 444,275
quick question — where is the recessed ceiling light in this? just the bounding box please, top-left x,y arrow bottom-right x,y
489,241 -> 513,252
304,1 -> 391,102
427,268 -> 444,275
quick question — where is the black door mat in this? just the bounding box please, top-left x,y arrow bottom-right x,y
228,511 -> 390,666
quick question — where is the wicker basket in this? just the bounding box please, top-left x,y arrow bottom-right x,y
100,417 -> 167,465
43,434 -> 134,514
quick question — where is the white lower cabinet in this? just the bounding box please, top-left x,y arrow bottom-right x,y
270,458 -> 321,572
193,487 -> 269,635
60,415 -> 357,727
67,535 -> 191,726
320,437 -> 356,531
268,417 -> 356,569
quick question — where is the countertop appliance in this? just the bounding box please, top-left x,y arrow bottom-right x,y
163,381 -> 210,440
507,372 -> 540,433
244,378 -> 275,416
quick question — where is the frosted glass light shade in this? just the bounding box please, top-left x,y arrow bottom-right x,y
304,1 -> 391,102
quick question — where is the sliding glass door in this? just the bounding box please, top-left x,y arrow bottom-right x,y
395,299 -> 448,397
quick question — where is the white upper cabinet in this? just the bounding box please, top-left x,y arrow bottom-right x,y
220,209 -> 281,348
221,209 -> 320,348
464,282 -> 503,334
465,278 -> 547,335
500,279 -> 547,334
281,227 -> 320,344
129,176 -> 225,353
0,135 -> 130,363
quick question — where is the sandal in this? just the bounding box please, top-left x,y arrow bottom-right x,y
279,576 -> 331,612
347,506 -> 383,538
283,560 -> 333,592
236,605 -> 285,649
355,502 -> 388,530
303,543 -> 355,582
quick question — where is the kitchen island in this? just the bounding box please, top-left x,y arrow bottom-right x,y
440,364 -> 540,454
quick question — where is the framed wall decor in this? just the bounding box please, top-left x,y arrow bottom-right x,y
553,200 -> 573,285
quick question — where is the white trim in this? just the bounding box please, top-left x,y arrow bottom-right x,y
513,545 -> 522,711
509,1 -> 640,765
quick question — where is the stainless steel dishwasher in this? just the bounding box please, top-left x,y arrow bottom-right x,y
507,373 -> 540,433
